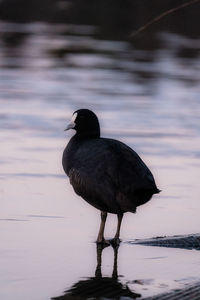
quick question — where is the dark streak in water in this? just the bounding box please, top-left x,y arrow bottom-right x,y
0,173 -> 65,178
105,130 -> 192,139
144,256 -> 167,260
27,215 -> 65,219
20,146 -> 61,152
0,218 -> 29,222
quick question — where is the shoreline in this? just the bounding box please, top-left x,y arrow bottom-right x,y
128,233 -> 200,251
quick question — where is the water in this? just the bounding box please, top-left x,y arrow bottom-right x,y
0,21 -> 200,299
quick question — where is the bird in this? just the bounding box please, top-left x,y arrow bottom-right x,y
62,109 -> 160,245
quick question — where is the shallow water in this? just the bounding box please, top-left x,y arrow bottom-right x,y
0,22 -> 200,299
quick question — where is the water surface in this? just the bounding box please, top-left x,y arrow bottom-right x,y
0,22 -> 200,299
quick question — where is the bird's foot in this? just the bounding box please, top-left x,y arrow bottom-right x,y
96,238 -> 110,248
109,237 -> 121,247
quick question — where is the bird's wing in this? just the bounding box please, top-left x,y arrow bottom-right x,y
104,139 -> 158,194
68,143 -> 120,212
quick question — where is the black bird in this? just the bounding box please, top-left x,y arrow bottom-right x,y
62,109 -> 160,244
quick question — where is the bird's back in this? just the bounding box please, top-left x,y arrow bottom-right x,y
62,136 -> 159,214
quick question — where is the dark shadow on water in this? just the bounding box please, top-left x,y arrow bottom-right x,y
51,244 -> 141,300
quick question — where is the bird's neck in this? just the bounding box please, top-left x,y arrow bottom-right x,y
74,130 -> 100,139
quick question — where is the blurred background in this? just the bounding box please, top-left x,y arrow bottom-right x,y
0,0 -> 200,299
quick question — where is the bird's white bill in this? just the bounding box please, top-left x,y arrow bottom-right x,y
64,121 -> 75,131
64,112 -> 77,131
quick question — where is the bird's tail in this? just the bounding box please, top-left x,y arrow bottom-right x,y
155,188 -> 161,194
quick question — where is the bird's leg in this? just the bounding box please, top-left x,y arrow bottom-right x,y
115,213 -> 123,239
112,245 -> 119,279
110,213 -> 123,246
95,244 -> 103,277
96,211 -> 109,244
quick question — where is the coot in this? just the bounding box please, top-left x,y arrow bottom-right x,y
62,109 -> 160,244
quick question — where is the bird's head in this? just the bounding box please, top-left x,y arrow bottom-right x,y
65,109 -> 100,138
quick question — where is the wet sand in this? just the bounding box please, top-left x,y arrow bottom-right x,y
129,233 -> 200,251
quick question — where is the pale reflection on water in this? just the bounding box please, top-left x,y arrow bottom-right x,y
0,22 -> 200,299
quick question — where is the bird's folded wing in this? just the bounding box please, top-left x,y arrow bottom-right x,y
105,141 -> 158,194
68,167 -> 120,212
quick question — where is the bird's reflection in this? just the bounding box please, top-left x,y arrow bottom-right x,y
52,244 -> 141,299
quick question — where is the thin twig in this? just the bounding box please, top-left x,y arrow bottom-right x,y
130,0 -> 200,38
